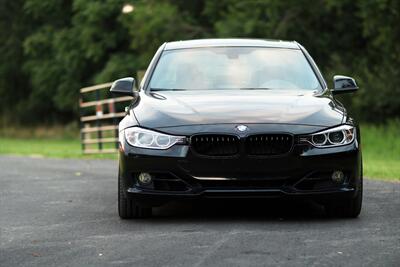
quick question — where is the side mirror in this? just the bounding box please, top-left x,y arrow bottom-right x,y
331,75 -> 358,95
110,77 -> 137,97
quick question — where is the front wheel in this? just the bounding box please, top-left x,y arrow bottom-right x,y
118,170 -> 152,219
325,176 -> 363,218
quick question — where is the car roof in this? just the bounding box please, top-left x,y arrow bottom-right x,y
164,38 -> 300,50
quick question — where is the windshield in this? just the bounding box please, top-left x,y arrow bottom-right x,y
149,47 -> 321,91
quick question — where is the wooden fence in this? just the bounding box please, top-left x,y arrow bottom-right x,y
79,83 -> 131,154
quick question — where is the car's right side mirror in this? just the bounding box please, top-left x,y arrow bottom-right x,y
331,75 -> 358,95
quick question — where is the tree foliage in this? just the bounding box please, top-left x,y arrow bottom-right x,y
0,0 -> 399,124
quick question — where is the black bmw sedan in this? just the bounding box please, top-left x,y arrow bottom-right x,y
111,39 -> 362,219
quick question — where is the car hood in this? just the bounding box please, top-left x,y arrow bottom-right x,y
133,90 -> 344,128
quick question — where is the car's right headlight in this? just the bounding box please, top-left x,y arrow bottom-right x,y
124,127 -> 186,149
300,125 -> 356,148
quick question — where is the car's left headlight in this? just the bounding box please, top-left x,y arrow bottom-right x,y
300,125 -> 356,148
124,127 -> 186,149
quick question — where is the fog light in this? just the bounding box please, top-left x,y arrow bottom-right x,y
138,172 -> 152,185
331,170 -> 345,184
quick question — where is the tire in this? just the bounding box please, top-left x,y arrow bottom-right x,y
118,170 -> 152,219
325,175 -> 363,218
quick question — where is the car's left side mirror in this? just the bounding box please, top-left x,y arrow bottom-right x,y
110,77 -> 137,97
331,75 -> 358,95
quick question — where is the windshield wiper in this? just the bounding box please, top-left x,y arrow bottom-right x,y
150,87 -> 274,91
150,88 -> 189,91
239,87 -> 273,90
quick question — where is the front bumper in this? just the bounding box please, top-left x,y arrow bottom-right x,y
119,137 -> 362,206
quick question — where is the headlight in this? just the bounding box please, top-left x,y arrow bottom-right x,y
300,125 -> 355,148
124,127 -> 186,149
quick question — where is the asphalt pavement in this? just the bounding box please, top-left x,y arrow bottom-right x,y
0,156 -> 399,266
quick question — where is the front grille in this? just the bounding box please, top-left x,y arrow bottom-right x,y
191,134 -> 239,156
245,134 -> 293,156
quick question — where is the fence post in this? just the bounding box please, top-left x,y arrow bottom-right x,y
95,90 -> 103,151
79,82 -> 129,154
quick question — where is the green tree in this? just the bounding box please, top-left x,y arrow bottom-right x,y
0,0 -> 399,124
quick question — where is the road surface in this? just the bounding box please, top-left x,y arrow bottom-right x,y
0,156 -> 399,266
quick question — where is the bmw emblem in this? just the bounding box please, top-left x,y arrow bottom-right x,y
236,125 -> 248,132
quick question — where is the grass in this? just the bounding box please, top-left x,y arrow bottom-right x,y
0,123 -> 399,181
0,138 -> 116,159
361,121 -> 400,181
0,124 -> 117,159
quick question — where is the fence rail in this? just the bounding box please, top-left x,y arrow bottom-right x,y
79,82 -> 130,154
79,96 -> 132,108
80,112 -> 126,122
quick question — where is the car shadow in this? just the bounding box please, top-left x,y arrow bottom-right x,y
145,198 -> 335,223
